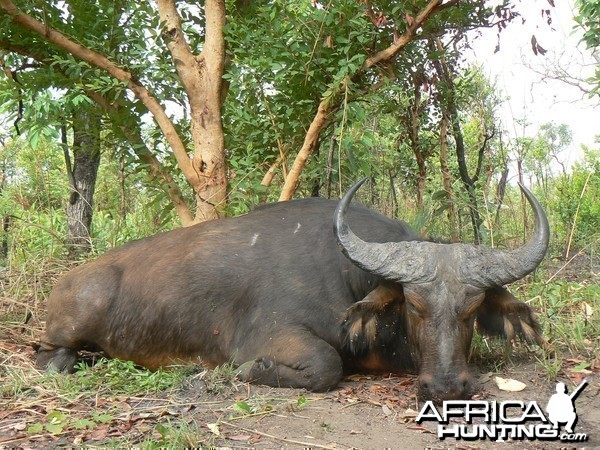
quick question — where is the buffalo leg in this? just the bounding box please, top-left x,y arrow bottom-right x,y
236,332 -> 343,392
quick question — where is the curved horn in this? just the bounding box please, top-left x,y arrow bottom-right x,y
335,179 -> 550,288
334,178 -> 436,283
459,183 -> 550,287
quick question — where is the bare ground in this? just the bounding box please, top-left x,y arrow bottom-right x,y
176,363 -> 600,450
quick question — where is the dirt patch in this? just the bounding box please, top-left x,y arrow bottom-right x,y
175,367 -> 599,449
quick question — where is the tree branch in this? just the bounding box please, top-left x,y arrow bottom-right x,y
279,0 -> 446,200
363,0 -> 442,69
157,0 -> 206,120
472,127 -> 495,183
156,0 -> 227,221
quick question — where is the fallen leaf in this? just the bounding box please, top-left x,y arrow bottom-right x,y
382,405 -> 393,416
495,376 -> 526,392
567,371 -> 588,383
86,424 -> 109,441
228,434 -> 251,441
399,408 -> 418,423
401,408 -> 418,419
479,372 -> 493,384
345,374 -> 372,381
407,425 -> 433,433
207,423 -> 221,436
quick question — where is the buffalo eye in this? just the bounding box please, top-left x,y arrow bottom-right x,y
406,300 -> 426,319
458,292 -> 485,322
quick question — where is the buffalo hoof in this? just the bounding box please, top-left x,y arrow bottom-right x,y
36,347 -> 78,373
236,356 -> 275,383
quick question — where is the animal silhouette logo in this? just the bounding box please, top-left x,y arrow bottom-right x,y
546,379 -> 588,434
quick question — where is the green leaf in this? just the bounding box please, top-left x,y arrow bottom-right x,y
297,395 -> 307,407
27,423 -> 44,434
432,190 -> 449,201
45,422 -> 65,434
156,423 -> 170,438
46,411 -> 68,422
72,419 -> 97,430
93,413 -> 115,424
233,401 -> 252,413
571,362 -> 591,372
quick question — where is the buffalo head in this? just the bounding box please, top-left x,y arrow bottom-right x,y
334,178 -> 549,401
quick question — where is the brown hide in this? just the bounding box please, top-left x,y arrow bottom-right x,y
37,191 -> 549,400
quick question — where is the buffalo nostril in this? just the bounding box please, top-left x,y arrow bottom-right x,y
418,374 -> 435,399
458,371 -> 474,397
418,372 -> 473,401
462,379 -> 470,391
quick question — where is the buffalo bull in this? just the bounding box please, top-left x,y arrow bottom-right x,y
36,179 -> 549,401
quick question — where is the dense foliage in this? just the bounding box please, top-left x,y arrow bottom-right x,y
0,0 -> 597,262
574,0 -> 600,96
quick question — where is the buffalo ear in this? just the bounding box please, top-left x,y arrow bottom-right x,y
340,282 -> 404,357
476,286 -> 549,349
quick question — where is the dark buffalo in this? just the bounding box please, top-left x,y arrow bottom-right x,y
36,179 -> 549,401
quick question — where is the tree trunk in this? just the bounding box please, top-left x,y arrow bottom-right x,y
410,75 -> 427,209
432,37 -> 482,244
389,172 -> 398,218
157,0 -> 228,222
398,69 -> 429,209
1,215 -> 9,258
64,109 -> 102,257
516,157 -> 528,236
279,102 -> 331,200
414,152 -> 426,208
119,154 -> 127,220
325,134 -> 336,199
439,113 -> 458,241
494,165 -> 509,227
0,154 -> 8,258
